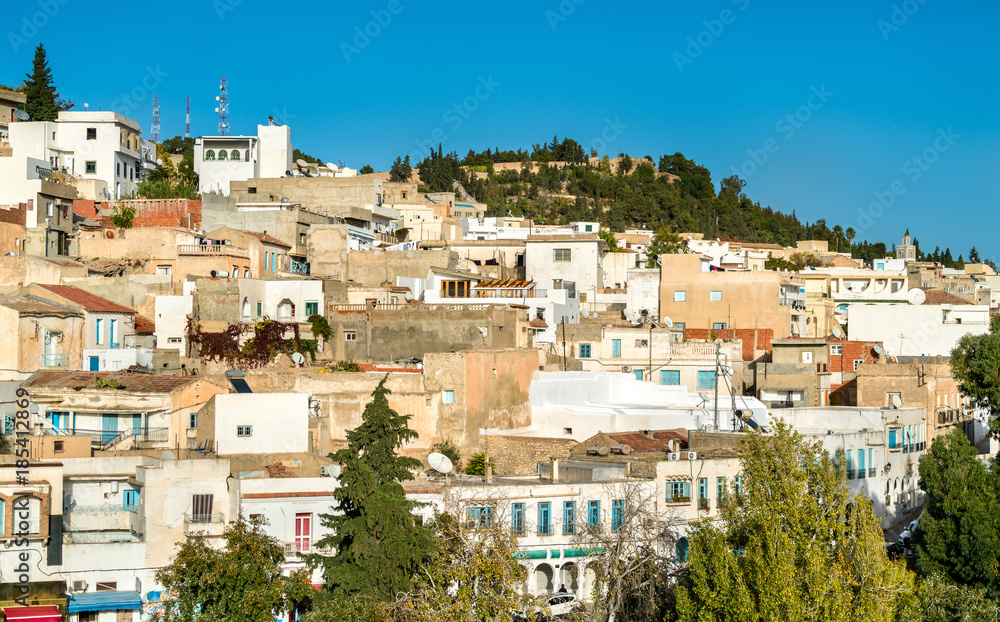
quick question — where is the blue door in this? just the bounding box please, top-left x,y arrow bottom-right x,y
132,414 -> 142,437
102,415 -> 117,444
89,357 -> 99,371
611,339 -> 621,357
633,369 -> 643,381
123,489 -> 139,511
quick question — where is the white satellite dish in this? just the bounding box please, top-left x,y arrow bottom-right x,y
623,308 -> 641,323
428,452 -> 454,474
724,366 -> 735,376
326,162 -> 340,172
291,352 -> 305,366
581,309 -> 589,318
874,345 -> 885,356
832,326 -> 843,339
296,158 -> 308,169
907,289 -> 926,305
28,404 -> 39,414
662,316 -> 673,328
892,395 -> 902,409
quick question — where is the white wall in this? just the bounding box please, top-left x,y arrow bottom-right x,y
239,279 -> 324,322
212,393 -> 308,454
257,124 -> 292,179
625,268 -> 660,317
847,303 -> 990,356
194,136 -> 257,196
526,239 -> 604,294
154,295 -> 193,352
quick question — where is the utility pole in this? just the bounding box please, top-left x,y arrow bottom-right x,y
648,321 -> 653,381
561,317 -> 567,371
713,341 -> 721,430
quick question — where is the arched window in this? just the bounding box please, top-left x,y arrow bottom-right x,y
244,149 -> 250,161
218,150 -> 228,161
204,149 -> 215,161
230,149 -> 241,161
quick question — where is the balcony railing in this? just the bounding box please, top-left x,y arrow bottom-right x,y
178,244 -> 249,258
290,259 -> 310,275
282,542 -> 335,558
40,353 -> 69,367
857,468 -> 866,479
185,512 -> 225,524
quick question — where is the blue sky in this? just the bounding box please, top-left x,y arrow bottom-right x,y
4,0 -> 997,258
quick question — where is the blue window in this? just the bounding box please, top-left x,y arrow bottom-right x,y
132,414 -> 142,436
713,322 -> 727,330
717,477 -> 726,506
579,344 -> 592,358
845,450 -> 853,479
538,502 -> 551,535
634,369 -> 643,381
189,412 -> 197,429
734,476 -> 743,499
676,322 -> 686,330
661,370 -> 680,385
123,489 -> 139,512
466,506 -> 492,528
857,448 -> 865,479
443,390 -> 455,404
512,503 -> 525,536
611,499 -> 624,532
611,339 -> 621,358
868,448 -> 875,477
889,429 -> 898,449
674,290 -> 687,302
110,319 -> 118,347
563,501 -> 576,535
95,318 -> 104,345
903,426 -> 909,453
698,478 -> 708,505
588,500 -> 600,528
666,481 -> 691,502
3,415 -> 13,436
697,371 -> 716,390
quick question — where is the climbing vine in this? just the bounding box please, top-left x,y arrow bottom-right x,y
187,316 -> 316,369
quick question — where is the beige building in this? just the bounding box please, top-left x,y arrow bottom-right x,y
0,296 -> 85,379
659,254 -> 807,338
753,339 -> 832,409
0,87 -> 26,142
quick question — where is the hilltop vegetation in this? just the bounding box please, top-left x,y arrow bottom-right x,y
401,137 -> 975,268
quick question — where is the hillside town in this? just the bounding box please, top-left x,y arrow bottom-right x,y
1,46 -> 998,622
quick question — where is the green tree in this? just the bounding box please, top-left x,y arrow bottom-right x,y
598,229 -> 625,252
389,156 -> 412,183
465,452 -> 486,476
901,574 -> 1000,622
833,225 -> 844,252
109,204 -> 136,229
359,164 -> 375,175
313,376 -> 435,600
156,515 -> 312,622
673,422 -> 913,622
22,44 -> 62,122
951,315 -> 1000,435
968,246 -> 981,263
845,227 -> 856,252
646,227 -> 683,266
914,429 -> 1000,594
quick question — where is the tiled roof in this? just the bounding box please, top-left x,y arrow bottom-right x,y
22,370 -> 199,393
37,285 -> 135,313
242,230 -> 291,247
134,315 -> 155,334
529,319 -> 549,329
920,287 -> 972,305
0,295 -> 82,317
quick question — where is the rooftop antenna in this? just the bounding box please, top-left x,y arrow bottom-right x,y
185,96 -> 190,138
215,76 -> 230,136
150,95 -> 160,143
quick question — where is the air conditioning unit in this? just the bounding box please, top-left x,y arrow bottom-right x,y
72,580 -> 87,592
622,366 -> 631,373
668,453 -> 680,461
687,452 -> 698,461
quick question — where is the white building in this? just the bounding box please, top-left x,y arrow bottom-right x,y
8,110 -> 145,199
194,124 -> 292,196
625,268 -> 660,318
525,235 -> 607,300
238,278 -> 324,323
0,155 -> 77,256
197,393 -> 309,455
847,300 -> 990,357
154,295 -> 193,352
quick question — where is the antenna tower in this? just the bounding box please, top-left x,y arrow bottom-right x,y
185,96 -> 190,138
215,76 -> 230,136
150,95 -> 160,143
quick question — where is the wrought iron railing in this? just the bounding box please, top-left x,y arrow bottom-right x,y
40,353 -> 69,367
290,259 -> 310,275
185,512 -> 225,524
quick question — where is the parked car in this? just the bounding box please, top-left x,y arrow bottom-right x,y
898,514 -> 922,548
513,592 -> 580,620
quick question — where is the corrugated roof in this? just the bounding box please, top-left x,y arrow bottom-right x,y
37,285 -> 135,313
68,591 -> 141,613
475,279 -> 534,288
23,370 -> 199,393
0,295 -> 82,317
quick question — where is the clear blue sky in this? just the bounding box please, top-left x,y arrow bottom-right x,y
4,0 -> 998,258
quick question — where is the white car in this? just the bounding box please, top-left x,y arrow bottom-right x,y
898,514 -> 922,547
514,592 -> 580,620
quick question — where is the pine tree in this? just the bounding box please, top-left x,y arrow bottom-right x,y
969,246 -> 981,263
23,44 -> 62,122
314,376 -> 435,600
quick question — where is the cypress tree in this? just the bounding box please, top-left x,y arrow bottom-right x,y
313,376 -> 435,600
23,44 -> 62,122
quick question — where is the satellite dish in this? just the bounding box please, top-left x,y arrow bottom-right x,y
14,110 -> 29,121
428,452 -> 454,474
724,366 -> 735,376
160,450 -> 176,460
662,316 -> 673,328
296,158 -> 308,169
581,309 -> 589,318
832,326 -> 843,339
623,308 -> 641,323
892,395 -> 903,409
907,289 -> 926,305
291,352 -> 305,366
28,404 -> 39,414
874,345 -> 885,356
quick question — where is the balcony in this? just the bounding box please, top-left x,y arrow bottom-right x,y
40,353 -> 68,367
185,512 -> 225,524
178,244 -> 249,258
289,259 -> 310,276
282,541 -> 334,558
857,468 -> 866,479
185,512 -> 226,536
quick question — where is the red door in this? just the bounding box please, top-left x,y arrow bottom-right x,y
295,513 -> 311,552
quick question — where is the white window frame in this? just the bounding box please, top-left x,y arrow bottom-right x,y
830,344 -> 843,356
237,425 -> 253,437
674,290 -> 687,302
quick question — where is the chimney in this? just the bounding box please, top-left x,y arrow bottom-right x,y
550,458 -> 559,482
484,458 -> 493,484
642,429 -> 654,439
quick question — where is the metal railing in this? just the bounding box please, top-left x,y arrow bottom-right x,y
40,353 -> 69,367
185,512 -> 225,524
290,259 -> 310,275
178,244 -> 249,257
282,542 -> 335,557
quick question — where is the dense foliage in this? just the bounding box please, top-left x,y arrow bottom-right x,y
156,515 -> 312,622
673,421 -> 912,622
313,377 -> 436,600
139,139 -> 198,199
22,44 -> 69,122
951,315 -> 1000,436
186,317 -> 314,369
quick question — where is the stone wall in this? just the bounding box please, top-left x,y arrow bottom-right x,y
477,434 -> 578,475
